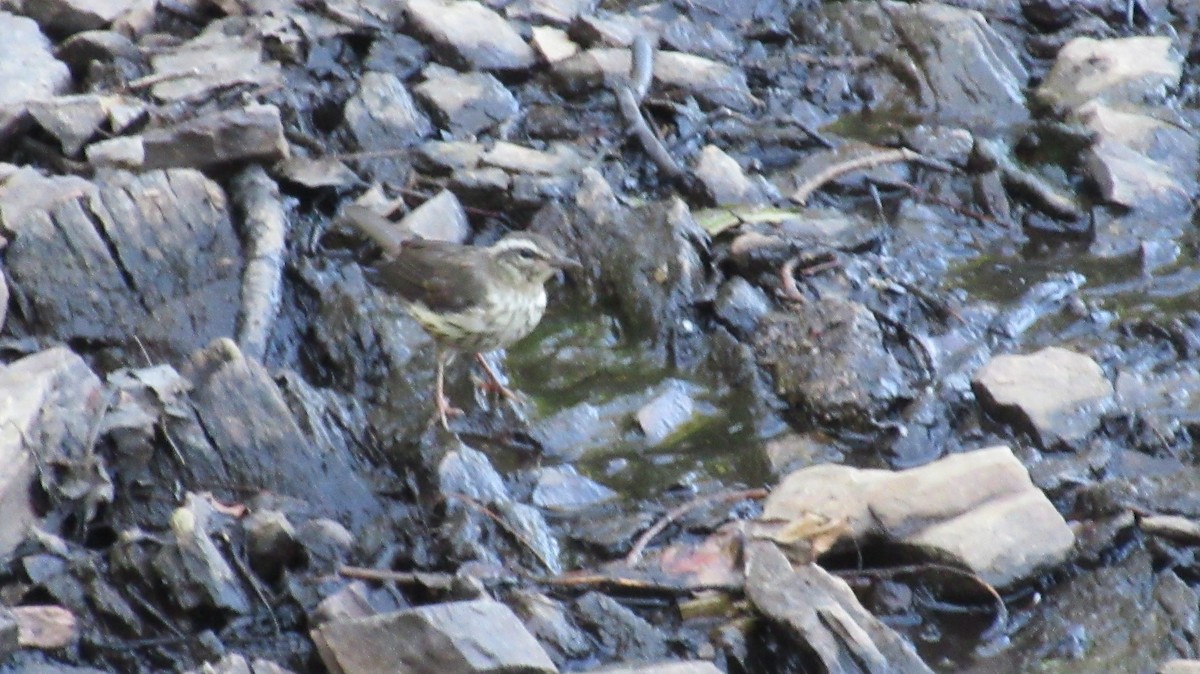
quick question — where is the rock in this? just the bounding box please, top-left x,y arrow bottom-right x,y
636,380 -> 699,445
414,66 -> 519,136
85,135 -> 143,168
661,16 -> 739,60
153,492 -> 253,615
762,432 -> 844,477
553,48 -> 756,111
712,276 -> 771,338
13,605 -> 78,650
0,348 -> 104,556
531,26 -> 579,63
182,654 -> 298,674
400,189 -> 470,243
244,510 -> 299,581
343,71 -> 433,150
755,297 -> 911,429
26,95 -> 110,156
506,0 -> 595,26
416,140 -> 484,174
54,29 -> 141,74
1036,36 -> 1182,113
364,32 -> 428,80
19,0 -> 140,35
405,0 -> 536,71
744,541 -> 934,674
0,269 -> 7,333
588,663 -> 723,674
295,518 -> 356,574
312,599 -> 557,674
531,465 -> 618,511
148,25 -> 283,103
274,157 -> 360,190
798,2 -> 1027,128
508,590 -> 590,664
173,339 -> 383,528
1162,661 -> 1200,674
4,169 -> 243,359
0,12 -> 71,106
693,145 -> 770,206
0,607 -> 16,659
481,141 -> 585,175
141,104 -> 289,170
762,446 -> 1075,588
574,591 -> 669,662
1074,101 -> 1197,215
1116,367 -> 1200,447
973,346 -> 1115,449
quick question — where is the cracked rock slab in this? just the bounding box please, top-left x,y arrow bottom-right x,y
413,66 -> 519,136
1036,36 -> 1182,113
313,599 -> 556,674
141,104 -> 289,170
761,446 -> 1075,588
406,0 -> 536,71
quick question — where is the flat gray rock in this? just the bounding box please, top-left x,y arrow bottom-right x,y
0,348 -> 103,557
554,48 -> 756,111
760,445 -> 1075,588
414,67 -> 519,136
406,0 -> 536,71
399,189 -> 470,243
148,25 -> 283,103
344,71 -> 433,149
141,104 -> 289,170
0,12 -> 71,107
313,599 -> 556,674
26,94 -> 110,156
693,145 -> 770,206
1036,36 -> 1182,113
20,0 -> 138,34
973,346 -> 1115,449
587,663 -> 722,674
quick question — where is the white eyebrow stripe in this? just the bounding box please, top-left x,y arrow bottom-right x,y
491,238 -> 546,256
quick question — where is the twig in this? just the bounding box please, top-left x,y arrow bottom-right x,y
338,565 -> 457,587
118,67 -> 205,93
630,35 -> 654,102
790,148 -> 955,205
624,488 -> 768,566
616,85 -> 685,181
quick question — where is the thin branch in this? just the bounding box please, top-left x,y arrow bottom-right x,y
790,148 -> 955,205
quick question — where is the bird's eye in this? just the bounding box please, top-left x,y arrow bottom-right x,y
517,249 -> 539,259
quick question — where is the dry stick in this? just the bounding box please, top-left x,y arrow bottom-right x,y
617,85 -> 685,181
790,148 -> 956,205
119,67 -> 205,93
630,34 -> 654,102
624,488 -> 769,567
338,565 -> 458,587
232,164 -> 287,362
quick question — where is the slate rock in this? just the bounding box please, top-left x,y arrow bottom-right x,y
406,0 -> 536,71
141,104 -> 289,170
414,66 -> 519,136
1036,36 -> 1182,113
343,71 -> 433,150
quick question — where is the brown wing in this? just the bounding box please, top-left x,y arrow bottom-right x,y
366,239 -> 489,313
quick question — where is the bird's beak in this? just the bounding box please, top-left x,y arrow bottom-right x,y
553,255 -> 583,271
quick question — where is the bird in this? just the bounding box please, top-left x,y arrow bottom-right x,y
342,209 -> 580,428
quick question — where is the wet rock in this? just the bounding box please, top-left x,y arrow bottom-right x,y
1162,661 -> 1200,674
405,0 -> 536,72
575,591 -> 669,662
531,465 -> 618,511
0,348 -> 104,556
745,541 -> 934,674
553,48 -> 756,111
20,0 -> 141,35
414,65 -> 519,136
799,2 -> 1027,128
401,189 -> 470,244
713,277 -> 771,338
762,432 -> 844,477
532,26 -> 579,63
172,339 -> 382,527
364,33 -> 428,80
141,104 -> 289,170
1116,367 -> 1200,447
343,71 -> 434,152
4,168 -> 242,359
1035,36 -> 1181,113
182,654 -> 298,674
755,297 -> 911,429
762,446 -> 1075,588
312,599 -> 557,674
244,510 -> 299,581
148,24 -> 283,103
973,346 -> 1115,450
1074,102 -> 1197,216
508,590 -> 590,664
439,445 -> 562,573
636,380 -> 700,445
153,492 -> 253,615
693,145 -> 770,206
0,11 -> 71,144
588,663 -> 722,674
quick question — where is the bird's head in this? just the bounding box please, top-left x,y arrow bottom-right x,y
488,232 -> 580,285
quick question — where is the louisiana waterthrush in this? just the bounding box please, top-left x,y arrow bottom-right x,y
345,210 -> 579,428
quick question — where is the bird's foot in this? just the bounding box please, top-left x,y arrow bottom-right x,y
474,353 -> 525,402
435,395 -> 464,430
